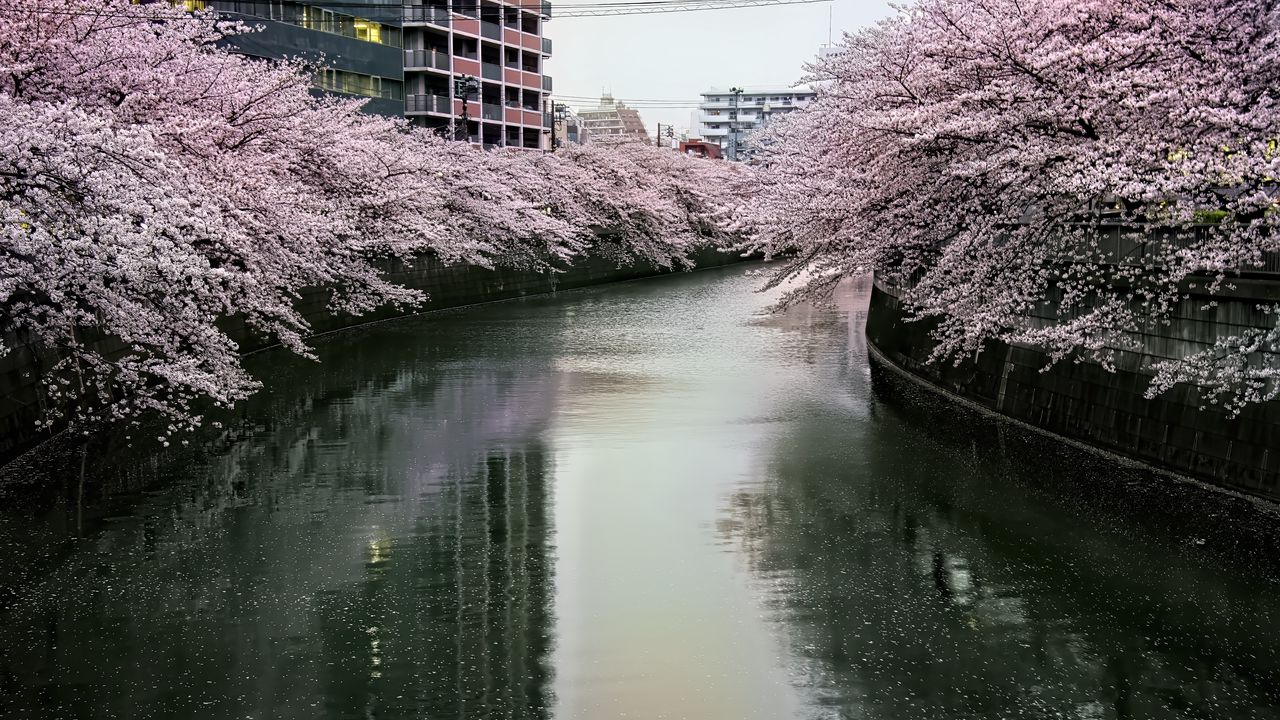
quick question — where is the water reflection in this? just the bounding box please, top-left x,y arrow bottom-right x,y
0,319 -> 559,719
2,266 -> 1280,720
720,315 -> 1280,719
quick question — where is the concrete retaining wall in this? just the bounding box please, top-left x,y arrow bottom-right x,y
865,279 -> 1280,501
0,248 -> 742,463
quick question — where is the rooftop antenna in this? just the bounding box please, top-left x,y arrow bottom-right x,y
827,5 -> 832,45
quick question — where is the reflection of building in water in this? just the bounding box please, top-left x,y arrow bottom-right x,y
0,441 -> 557,719
311,445 -> 554,719
0,325 -> 562,718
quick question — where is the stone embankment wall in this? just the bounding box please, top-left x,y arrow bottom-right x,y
0,248 -> 742,462
866,278 -> 1280,501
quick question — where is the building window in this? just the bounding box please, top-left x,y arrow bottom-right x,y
211,2 -> 402,47
354,19 -> 382,43
301,5 -> 334,30
315,69 -> 404,101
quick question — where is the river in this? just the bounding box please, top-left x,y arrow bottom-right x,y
1,264 -> 1279,719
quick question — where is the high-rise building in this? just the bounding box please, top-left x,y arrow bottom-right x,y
575,95 -> 649,142
402,0 -> 553,149
204,0 -> 554,148
696,86 -> 815,160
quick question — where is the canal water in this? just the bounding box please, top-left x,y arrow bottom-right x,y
2,264 -> 1279,719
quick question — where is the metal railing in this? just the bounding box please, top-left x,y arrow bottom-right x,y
405,94 -> 451,114
1087,224 -> 1280,276
481,62 -> 503,81
314,77 -> 402,101
403,5 -> 449,25
482,103 -> 504,121
404,49 -> 450,71
541,37 -> 552,55
541,74 -> 552,92
540,0 -> 552,18
480,20 -> 502,40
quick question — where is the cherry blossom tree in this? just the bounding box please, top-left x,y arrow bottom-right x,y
746,0 -> 1280,413
0,0 -> 748,441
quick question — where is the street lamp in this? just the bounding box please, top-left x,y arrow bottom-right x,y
729,86 -> 744,161
452,75 -> 480,143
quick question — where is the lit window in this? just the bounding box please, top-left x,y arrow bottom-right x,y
354,19 -> 383,43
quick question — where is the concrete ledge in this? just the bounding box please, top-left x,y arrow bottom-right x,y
865,284 -> 1280,502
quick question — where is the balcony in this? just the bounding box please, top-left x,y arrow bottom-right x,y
701,99 -> 768,109
404,49 -> 450,71
541,74 -> 552,92
541,37 -> 552,56
481,62 -> 503,81
403,6 -> 449,26
541,1 -> 551,19
543,112 -> 553,128
483,103 -> 504,121
480,20 -> 502,41
405,94 -> 451,114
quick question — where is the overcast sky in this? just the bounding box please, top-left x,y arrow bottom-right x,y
545,0 -> 897,134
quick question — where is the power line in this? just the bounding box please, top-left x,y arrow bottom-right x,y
199,0 -> 809,8
0,0 -> 830,20
555,0 -> 829,16
554,92 -> 810,109
552,93 -> 699,103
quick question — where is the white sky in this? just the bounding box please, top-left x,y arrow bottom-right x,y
545,0 -> 897,133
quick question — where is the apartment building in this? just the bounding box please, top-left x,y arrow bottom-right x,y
575,95 -> 649,142
696,86 -> 815,160
402,0 -> 553,148
204,0 -> 554,148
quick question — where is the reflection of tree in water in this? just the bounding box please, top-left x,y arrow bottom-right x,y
717,374 -> 1280,720
0,317 -> 560,719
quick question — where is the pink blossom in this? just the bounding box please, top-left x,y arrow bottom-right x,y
0,0 -> 750,437
745,0 -> 1280,413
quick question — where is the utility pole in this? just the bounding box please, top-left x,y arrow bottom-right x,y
729,86 -> 743,161
555,103 -> 569,149
453,75 -> 479,143
655,123 -> 662,147
547,101 -> 569,151
547,98 -> 556,151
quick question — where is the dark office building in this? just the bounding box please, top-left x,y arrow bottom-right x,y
207,0 -> 406,116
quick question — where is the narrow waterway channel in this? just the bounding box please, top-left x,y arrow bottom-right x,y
2,264 -> 1280,719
